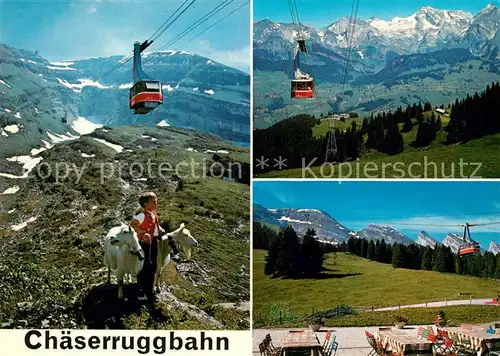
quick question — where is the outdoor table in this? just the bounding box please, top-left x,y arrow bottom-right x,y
279,330 -> 324,356
440,327 -> 500,356
376,329 -> 433,355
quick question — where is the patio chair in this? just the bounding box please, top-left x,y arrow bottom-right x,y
365,331 -> 394,356
448,334 -> 475,356
422,329 -> 430,340
417,327 -> 426,339
365,331 -> 379,356
323,330 -> 332,350
324,334 -> 338,356
436,330 -> 455,355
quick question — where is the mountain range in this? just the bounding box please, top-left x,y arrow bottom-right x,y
0,43 -> 250,163
253,4 -> 500,127
254,204 -> 500,254
255,4 -> 500,65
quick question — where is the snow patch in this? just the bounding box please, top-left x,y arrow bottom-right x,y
204,89 -> 215,95
164,85 -> 175,92
71,116 -> 103,135
92,138 -> 123,153
30,140 -> 53,156
193,87 -> 199,91
81,152 -> 95,158
11,216 -> 38,231
3,125 -> 22,134
7,155 -> 43,174
279,216 -> 312,224
4,108 -> 11,113
49,61 -> 75,66
27,60 -> 37,64
57,78 -> 112,92
14,112 -> 22,119
206,60 -> 214,65
1,185 -> 20,195
119,83 -> 134,89
297,209 -> 322,213
0,80 -> 11,88
47,65 -> 76,71
204,149 -> 229,154
8,209 -> 16,214
157,120 -> 169,127
46,130 -> 78,143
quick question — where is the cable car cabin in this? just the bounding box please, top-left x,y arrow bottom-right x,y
459,243 -> 481,256
291,79 -> 314,99
129,81 -> 163,114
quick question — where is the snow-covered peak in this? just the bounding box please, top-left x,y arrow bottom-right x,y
488,241 -> 500,255
442,233 -> 465,253
416,231 -> 441,249
358,224 -> 414,245
369,7 -> 472,37
482,3 -> 498,14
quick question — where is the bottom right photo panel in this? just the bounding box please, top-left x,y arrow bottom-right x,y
252,180 -> 500,356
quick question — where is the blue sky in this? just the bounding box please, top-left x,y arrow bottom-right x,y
254,0 -> 498,28
253,181 -> 500,248
1,0 -> 250,72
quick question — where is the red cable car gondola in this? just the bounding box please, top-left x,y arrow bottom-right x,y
291,79 -> 314,99
458,223 -> 481,257
291,39 -> 314,99
129,40 -> 163,115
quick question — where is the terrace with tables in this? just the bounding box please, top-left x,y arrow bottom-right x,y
255,321 -> 500,356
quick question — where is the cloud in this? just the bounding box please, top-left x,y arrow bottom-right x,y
88,5 -> 98,13
344,214 -> 500,234
183,40 -> 250,73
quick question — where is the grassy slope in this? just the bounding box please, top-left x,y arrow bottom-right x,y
253,250 -> 500,326
257,110 -> 500,178
0,126 -> 250,329
253,61 -> 500,128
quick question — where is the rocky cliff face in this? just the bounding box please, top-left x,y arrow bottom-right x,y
0,43 -> 250,164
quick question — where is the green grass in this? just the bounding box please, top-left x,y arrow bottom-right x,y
261,222 -> 282,232
253,250 -> 500,327
312,119 -> 361,137
0,127 -> 249,329
255,305 -> 500,328
253,61 -> 500,129
257,132 -> 500,178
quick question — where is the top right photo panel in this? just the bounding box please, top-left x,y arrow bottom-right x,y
253,0 -> 500,179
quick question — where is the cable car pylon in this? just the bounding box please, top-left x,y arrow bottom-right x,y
129,40 -> 164,115
325,116 -> 339,163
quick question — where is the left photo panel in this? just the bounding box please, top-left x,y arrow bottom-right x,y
0,0 -> 250,332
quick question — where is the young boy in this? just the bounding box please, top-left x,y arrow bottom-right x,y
130,192 -> 180,301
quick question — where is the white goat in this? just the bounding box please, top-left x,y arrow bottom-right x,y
103,222 -> 144,299
154,223 -> 199,291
